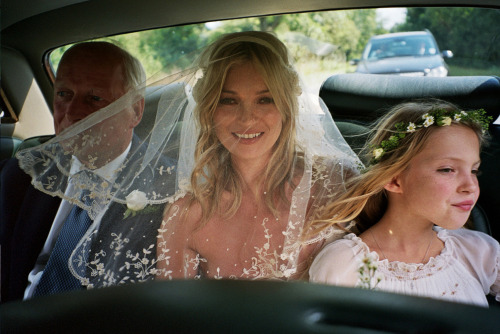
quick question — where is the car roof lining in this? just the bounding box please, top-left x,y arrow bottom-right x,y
3,1 -> 499,49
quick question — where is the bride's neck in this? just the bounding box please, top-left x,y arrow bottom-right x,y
232,157 -> 269,196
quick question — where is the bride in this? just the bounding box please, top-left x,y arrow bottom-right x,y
155,31 -> 361,280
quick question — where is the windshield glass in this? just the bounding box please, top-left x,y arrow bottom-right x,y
363,34 -> 438,60
48,7 -> 499,92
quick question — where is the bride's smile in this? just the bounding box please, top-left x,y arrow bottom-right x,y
233,132 -> 263,139
214,61 -> 282,164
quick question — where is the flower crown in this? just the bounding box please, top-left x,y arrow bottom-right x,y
370,108 -> 492,165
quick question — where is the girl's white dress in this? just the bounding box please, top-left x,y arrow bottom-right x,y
309,227 -> 500,307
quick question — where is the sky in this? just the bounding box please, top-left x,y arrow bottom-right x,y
376,8 -> 407,30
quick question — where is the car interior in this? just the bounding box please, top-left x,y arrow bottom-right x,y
2,279 -> 499,333
1,0 -> 499,332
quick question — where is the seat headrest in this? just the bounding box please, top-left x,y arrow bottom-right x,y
319,74 -> 500,124
135,82 -> 187,139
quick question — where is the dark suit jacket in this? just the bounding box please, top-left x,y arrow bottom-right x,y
0,135 -> 174,303
0,157 -> 62,303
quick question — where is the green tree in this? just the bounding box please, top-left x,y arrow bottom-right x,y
138,24 -> 209,75
396,7 -> 500,68
49,9 -> 386,77
348,9 -> 386,58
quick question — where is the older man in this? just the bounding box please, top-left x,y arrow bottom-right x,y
0,42 -> 168,302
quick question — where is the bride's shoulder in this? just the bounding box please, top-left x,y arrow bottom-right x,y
163,193 -> 202,223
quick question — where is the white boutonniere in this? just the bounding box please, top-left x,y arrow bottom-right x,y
123,190 -> 158,219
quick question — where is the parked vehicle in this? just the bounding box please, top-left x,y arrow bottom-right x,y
352,30 -> 453,76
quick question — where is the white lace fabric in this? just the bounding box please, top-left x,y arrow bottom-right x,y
309,227 -> 500,307
16,32 -> 362,288
16,80 -> 189,218
157,156 -> 353,280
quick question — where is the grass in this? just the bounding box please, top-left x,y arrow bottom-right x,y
295,58 -> 357,95
448,65 -> 500,77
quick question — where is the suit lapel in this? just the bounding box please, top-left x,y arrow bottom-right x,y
84,134 -> 174,285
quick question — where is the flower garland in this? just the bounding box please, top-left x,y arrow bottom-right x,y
370,108 -> 492,165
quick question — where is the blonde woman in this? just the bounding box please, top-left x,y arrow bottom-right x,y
309,99 -> 500,307
156,31 -> 360,280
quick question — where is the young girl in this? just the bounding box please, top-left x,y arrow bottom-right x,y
308,99 -> 500,307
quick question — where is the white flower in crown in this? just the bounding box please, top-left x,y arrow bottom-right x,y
453,113 -> 462,121
373,148 -> 384,160
441,116 -> 452,126
195,68 -> 204,80
406,122 -> 417,132
192,68 -> 204,86
126,190 -> 148,211
423,114 -> 434,127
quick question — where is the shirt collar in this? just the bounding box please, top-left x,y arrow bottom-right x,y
69,142 -> 132,183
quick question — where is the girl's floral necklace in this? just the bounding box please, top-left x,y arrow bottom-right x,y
369,229 -> 434,264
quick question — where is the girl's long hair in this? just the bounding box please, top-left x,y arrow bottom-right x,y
307,98 -> 488,235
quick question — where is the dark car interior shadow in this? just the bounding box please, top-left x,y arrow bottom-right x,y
2,280 -> 499,333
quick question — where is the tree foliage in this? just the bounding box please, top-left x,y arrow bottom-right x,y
49,7 -> 498,76
395,7 -> 500,68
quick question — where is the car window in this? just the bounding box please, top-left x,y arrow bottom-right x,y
47,6 -> 499,94
365,34 -> 438,60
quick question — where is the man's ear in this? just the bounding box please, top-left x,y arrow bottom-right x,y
131,98 -> 145,128
384,175 -> 403,194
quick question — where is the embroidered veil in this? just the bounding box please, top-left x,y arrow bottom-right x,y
16,31 -> 361,288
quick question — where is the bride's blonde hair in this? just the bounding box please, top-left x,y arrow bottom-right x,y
307,99 -> 488,235
190,31 -> 301,222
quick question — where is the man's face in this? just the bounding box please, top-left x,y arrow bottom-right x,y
53,47 -> 143,168
53,50 -> 128,134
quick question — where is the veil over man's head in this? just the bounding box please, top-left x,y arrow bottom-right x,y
16,33 -> 362,286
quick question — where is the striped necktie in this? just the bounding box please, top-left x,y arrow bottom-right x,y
33,192 -> 93,297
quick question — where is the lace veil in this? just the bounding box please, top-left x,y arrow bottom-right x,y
16,31 -> 361,288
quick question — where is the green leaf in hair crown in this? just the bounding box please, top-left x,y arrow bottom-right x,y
370,108 -> 492,165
